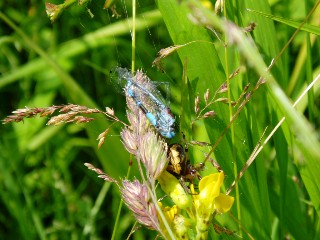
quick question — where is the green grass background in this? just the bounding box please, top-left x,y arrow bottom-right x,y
0,0 -> 319,239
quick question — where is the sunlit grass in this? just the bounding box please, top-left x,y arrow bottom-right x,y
1,0 -> 319,239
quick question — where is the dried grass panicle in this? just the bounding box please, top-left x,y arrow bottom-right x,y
204,89 -> 210,104
195,95 -> 200,113
2,106 -> 59,124
218,83 -> 228,93
127,97 -> 149,136
45,2 -> 62,23
120,128 -> 138,155
47,113 -> 95,125
121,179 -> 160,230
120,97 -> 148,155
152,45 -> 181,70
84,163 -> 118,184
2,104 -> 101,125
84,163 -> 160,230
85,159 -> 162,231
138,131 -> 168,180
202,110 -> 216,119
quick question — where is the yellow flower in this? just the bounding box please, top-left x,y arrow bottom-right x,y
160,203 -> 179,226
158,171 -> 234,239
193,172 -> 234,239
158,203 -> 192,239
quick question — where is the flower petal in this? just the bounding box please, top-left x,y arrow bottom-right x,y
199,172 -> 224,201
215,194 -> 235,213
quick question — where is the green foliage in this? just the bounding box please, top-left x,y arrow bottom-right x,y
1,0 -> 320,239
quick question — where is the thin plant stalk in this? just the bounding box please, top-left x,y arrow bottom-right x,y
223,2 -> 241,236
111,156 -> 132,240
131,0 -> 136,73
